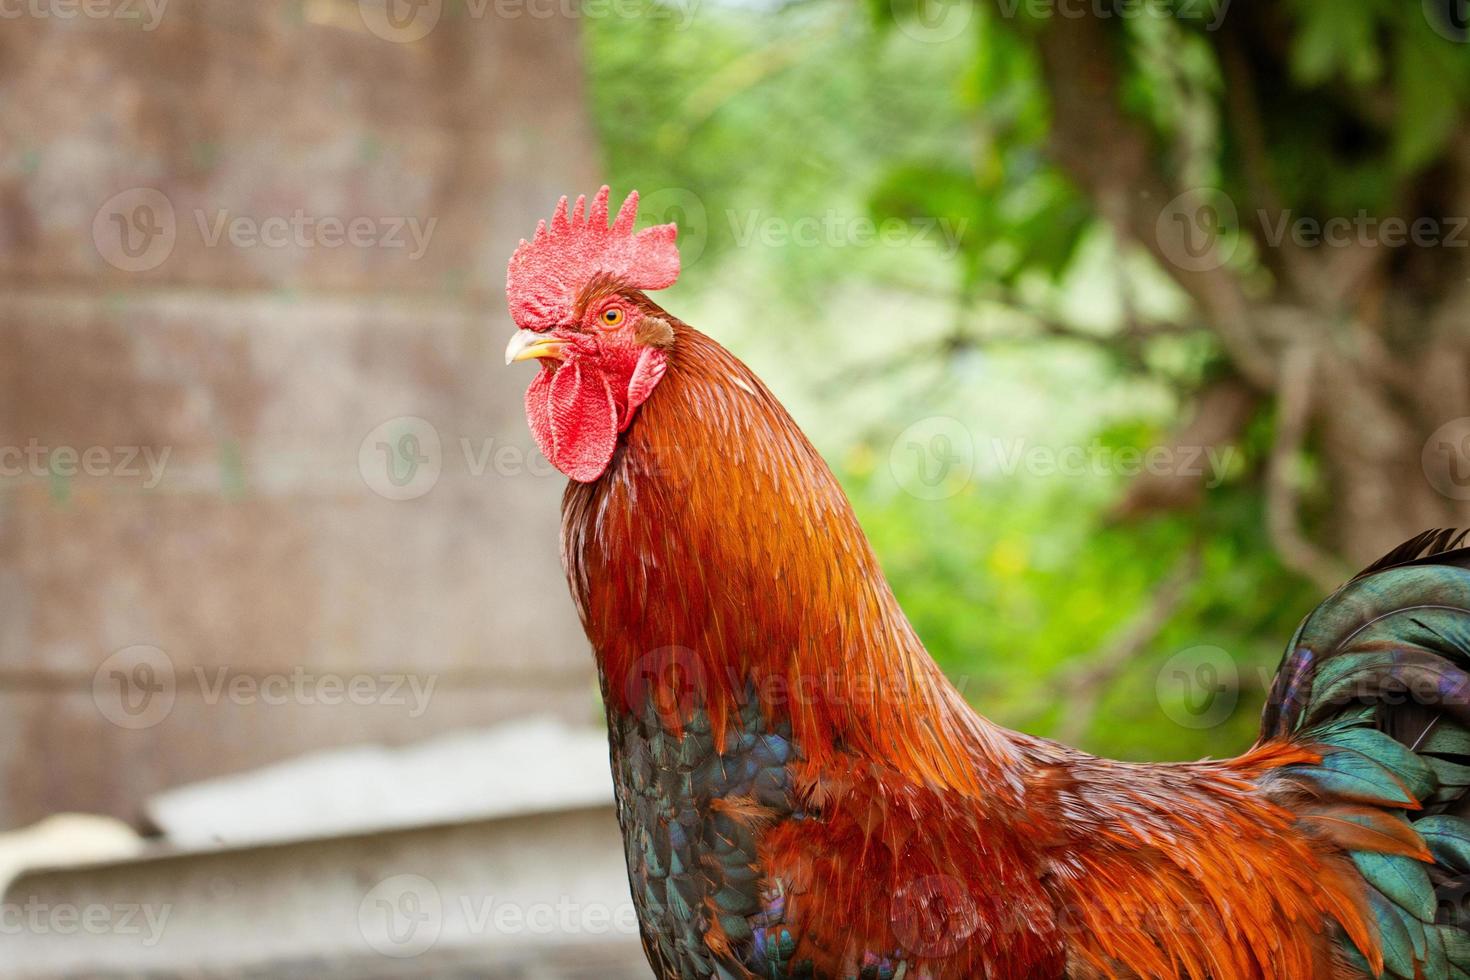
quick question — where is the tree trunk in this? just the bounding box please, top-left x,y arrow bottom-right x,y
1022,9 -> 1470,575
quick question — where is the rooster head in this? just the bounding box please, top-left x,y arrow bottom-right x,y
503,186 -> 680,482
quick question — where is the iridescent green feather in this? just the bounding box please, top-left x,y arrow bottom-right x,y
1262,531 -> 1470,980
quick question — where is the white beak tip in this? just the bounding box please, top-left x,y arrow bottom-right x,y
504,329 -> 538,366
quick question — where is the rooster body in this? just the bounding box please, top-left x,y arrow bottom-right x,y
507,189 -> 1470,979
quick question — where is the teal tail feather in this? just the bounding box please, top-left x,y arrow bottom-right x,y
1262,530 -> 1470,979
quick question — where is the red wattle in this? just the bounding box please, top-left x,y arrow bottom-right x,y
526,360 -> 619,483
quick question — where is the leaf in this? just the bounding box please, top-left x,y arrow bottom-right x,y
1393,32 -> 1463,173
1288,1 -> 1382,86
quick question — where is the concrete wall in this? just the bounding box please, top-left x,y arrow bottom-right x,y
0,0 -> 604,829
1,806 -> 650,978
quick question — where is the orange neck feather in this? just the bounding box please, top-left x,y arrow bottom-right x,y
561,323 -> 1019,797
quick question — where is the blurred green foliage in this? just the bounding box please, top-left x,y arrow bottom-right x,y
581,0 -> 1392,760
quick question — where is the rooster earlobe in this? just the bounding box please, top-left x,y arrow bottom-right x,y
527,360 -> 619,483
623,348 -> 668,431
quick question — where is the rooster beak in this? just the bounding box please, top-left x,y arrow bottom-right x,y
504,330 -> 567,365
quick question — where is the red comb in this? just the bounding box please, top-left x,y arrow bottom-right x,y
506,186 -> 680,332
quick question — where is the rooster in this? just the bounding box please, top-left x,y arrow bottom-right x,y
503,187 -> 1470,979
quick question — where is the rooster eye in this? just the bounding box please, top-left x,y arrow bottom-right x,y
600,307 -> 625,328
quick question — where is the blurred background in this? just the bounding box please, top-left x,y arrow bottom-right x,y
1,0 -> 1468,975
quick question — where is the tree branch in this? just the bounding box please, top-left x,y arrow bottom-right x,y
1265,344 -> 1352,591
1108,376 -> 1259,522
1216,29 -> 1323,306
1024,10 -> 1281,389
